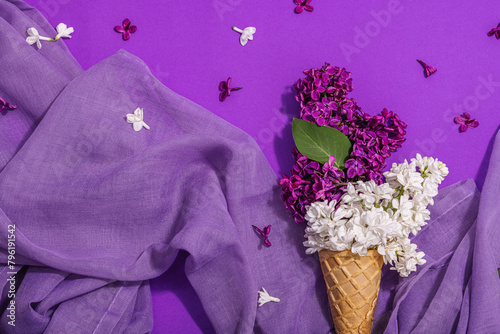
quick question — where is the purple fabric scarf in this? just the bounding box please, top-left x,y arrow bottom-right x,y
1,1 -> 499,333
0,1 -> 327,332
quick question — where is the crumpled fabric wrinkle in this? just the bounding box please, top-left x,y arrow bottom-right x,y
1,1 -> 500,333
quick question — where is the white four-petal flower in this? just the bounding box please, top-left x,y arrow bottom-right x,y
26,27 -> 52,49
126,107 -> 150,131
258,287 -> 280,307
232,26 -> 256,46
55,23 -> 74,40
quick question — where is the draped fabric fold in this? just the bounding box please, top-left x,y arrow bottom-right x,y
1,1 -> 499,333
373,157 -> 500,333
0,1 -> 328,332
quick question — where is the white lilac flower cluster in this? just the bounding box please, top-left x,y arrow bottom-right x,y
303,154 -> 449,277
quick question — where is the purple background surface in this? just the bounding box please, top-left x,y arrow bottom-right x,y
22,0 -> 500,332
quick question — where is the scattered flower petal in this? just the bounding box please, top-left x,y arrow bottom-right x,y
54,23 -> 74,40
25,27 -> 52,49
218,77 -> 242,101
258,287 -> 280,307
232,26 -> 256,46
416,59 -> 437,78
488,23 -> 500,39
454,112 -> 479,132
126,107 -> 150,131
0,97 -> 17,113
26,23 -> 73,48
294,0 -> 313,14
115,18 -> 137,41
252,225 -> 272,246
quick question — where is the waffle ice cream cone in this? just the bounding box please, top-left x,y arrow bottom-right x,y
318,249 -> 383,334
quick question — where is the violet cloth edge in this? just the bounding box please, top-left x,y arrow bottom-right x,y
373,178 -> 479,332
0,0 -> 83,172
467,127 -> 500,333
3,47 -> 324,334
0,48 -> 273,333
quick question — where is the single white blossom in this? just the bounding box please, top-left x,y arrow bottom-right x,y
350,207 -> 401,256
412,154 -> 449,185
341,180 -> 394,210
126,108 -> 150,131
390,239 -> 426,277
399,169 -> 423,194
377,239 -> 401,265
258,287 -> 280,307
422,178 -> 439,205
26,27 -> 52,49
438,161 -> 449,178
232,26 -> 256,46
373,182 -> 396,204
392,193 -> 413,223
55,23 -> 74,40
365,208 -> 403,243
305,200 -> 337,222
409,205 -> 430,235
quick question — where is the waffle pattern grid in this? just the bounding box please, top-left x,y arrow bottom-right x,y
319,249 -> 383,334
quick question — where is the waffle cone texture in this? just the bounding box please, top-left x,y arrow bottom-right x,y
318,249 -> 383,334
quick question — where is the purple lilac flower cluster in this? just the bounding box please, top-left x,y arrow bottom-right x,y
280,63 -> 407,224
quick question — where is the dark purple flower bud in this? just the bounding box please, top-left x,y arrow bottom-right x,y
114,18 -> 137,41
487,23 -> 500,39
218,77 -> 242,101
0,97 -> 16,113
252,225 -> 272,246
416,59 -> 437,78
454,112 -> 479,132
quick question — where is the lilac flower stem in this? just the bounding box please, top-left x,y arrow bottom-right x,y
232,27 -> 244,34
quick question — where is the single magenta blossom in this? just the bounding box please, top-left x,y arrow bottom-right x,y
126,107 -> 150,131
26,27 -> 52,49
322,156 -> 343,178
115,18 -> 137,41
294,0 -> 313,14
232,26 -> 256,46
488,23 -> 500,39
0,97 -> 17,113
454,112 -> 479,132
258,288 -> 280,307
252,225 -> 272,246
345,158 -> 366,179
219,77 -> 242,101
54,23 -> 74,40
416,59 -> 437,78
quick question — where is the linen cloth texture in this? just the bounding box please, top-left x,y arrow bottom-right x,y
0,1 -> 327,332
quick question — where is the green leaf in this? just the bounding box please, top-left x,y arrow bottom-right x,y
498,268 -> 500,279
292,118 -> 352,167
